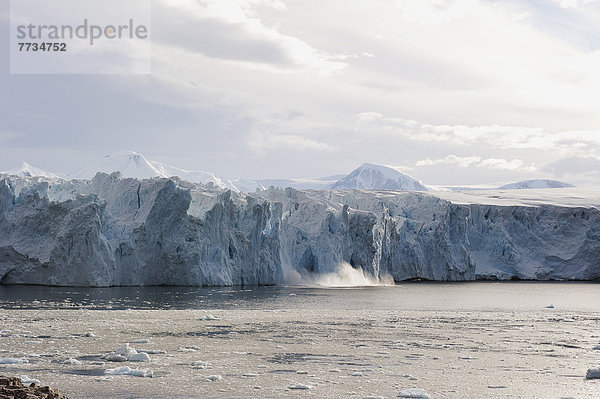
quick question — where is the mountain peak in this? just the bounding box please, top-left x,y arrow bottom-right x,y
2,162 -> 60,179
67,151 -> 237,190
68,151 -> 168,180
332,163 -> 427,191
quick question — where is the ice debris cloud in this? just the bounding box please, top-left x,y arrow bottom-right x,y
0,173 -> 599,287
311,263 -> 395,287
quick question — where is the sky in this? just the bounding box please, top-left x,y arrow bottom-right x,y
2,0 -> 600,186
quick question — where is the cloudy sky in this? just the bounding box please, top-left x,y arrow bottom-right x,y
2,0 -> 600,186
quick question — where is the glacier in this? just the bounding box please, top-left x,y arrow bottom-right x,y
0,173 -> 599,286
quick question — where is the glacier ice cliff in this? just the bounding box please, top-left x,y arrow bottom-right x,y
0,173 -> 598,286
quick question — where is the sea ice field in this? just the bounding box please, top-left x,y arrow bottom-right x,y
0,282 -> 599,398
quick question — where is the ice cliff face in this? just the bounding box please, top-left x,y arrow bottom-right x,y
0,174 -> 598,286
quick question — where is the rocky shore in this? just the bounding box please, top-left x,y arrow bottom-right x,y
0,376 -> 68,399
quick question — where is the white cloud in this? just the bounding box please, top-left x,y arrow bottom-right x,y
548,0 -> 598,8
416,155 -> 536,172
354,112 -> 600,158
416,155 -> 481,168
246,129 -> 335,155
153,0 -> 347,76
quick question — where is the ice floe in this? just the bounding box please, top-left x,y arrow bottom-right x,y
20,375 -> 40,385
105,366 -> 153,378
288,382 -> 312,390
191,361 -> 210,369
398,388 -> 430,398
101,343 -> 152,362
129,352 -> 151,362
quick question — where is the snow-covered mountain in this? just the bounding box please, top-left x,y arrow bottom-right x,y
498,179 -> 575,190
67,151 -> 234,190
150,161 -> 237,191
68,151 -> 167,180
1,162 -> 61,179
331,163 -> 427,191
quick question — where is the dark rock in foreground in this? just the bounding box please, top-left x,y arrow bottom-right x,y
0,376 -> 69,399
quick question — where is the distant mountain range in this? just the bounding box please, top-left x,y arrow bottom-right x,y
497,179 -> 575,190
0,152 -> 576,192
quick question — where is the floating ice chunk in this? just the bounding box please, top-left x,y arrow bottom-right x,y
129,352 -> 151,362
21,375 -> 40,385
178,346 -> 199,352
105,366 -> 153,378
191,361 -> 210,369
63,358 -> 82,365
105,354 -> 127,362
398,388 -> 430,398
202,314 -> 219,321
206,375 -> 222,381
116,343 -> 138,358
0,358 -> 26,364
132,339 -> 150,344
593,345 -> 600,350
85,332 -> 96,337
586,367 -> 600,379
546,305 -> 555,309
289,383 -> 312,390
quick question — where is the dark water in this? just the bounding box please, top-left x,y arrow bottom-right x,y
0,282 -> 598,312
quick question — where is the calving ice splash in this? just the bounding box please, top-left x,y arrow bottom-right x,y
313,263 -> 395,287
15,19 -> 148,45
284,262 -> 395,288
